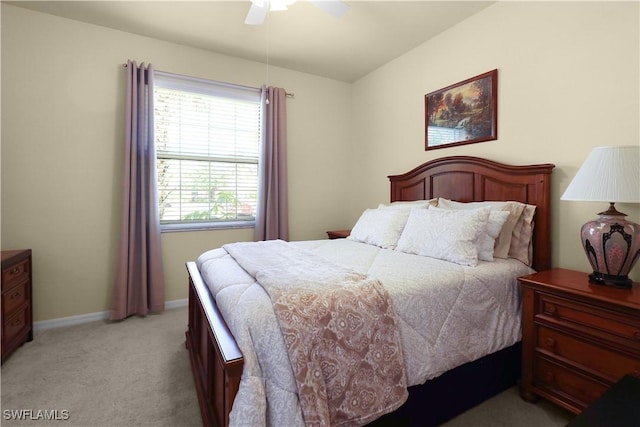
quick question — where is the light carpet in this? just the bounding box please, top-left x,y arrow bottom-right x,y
1,307 -> 201,426
1,306 -> 573,426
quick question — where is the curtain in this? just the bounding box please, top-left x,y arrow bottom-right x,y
110,60 -> 165,320
255,87 -> 289,241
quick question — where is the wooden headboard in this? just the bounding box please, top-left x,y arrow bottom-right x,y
388,156 -> 555,271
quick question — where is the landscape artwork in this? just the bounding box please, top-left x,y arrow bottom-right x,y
425,69 -> 497,150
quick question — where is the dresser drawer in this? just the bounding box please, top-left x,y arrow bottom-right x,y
1,258 -> 30,291
534,356 -> 608,409
2,281 -> 28,315
1,250 -> 32,364
536,294 -> 640,347
2,306 -> 30,346
537,326 -> 640,380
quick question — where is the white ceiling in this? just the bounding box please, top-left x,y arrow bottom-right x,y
9,1 -> 494,82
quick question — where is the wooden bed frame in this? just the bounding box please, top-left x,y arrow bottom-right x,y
185,156 -> 555,427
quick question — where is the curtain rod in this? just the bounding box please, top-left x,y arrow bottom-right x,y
122,63 -> 294,98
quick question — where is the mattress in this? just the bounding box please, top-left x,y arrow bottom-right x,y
196,238 -> 534,426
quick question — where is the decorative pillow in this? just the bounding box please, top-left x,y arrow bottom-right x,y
377,199 -> 437,210
347,208 -> 410,249
436,198 -> 506,210
429,206 -> 509,262
480,210 -> 510,261
396,206 -> 491,267
437,198 -> 526,259
494,202 -> 526,259
509,204 -> 536,265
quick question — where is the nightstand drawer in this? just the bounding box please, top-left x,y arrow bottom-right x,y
537,294 -> 640,347
535,356 -> 608,409
1,258 -> 29,291
2,281 -> 28,315
537,326 -> 640,380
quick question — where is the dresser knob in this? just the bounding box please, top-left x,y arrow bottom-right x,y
9,267 -> 20,275
542,371 -> 555,383
546,304 -> 557,315
545,337 -> 556,349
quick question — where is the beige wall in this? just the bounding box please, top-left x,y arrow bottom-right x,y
1,5 -> 352,321
2,1 -> 639,322
350,1 -> 640,281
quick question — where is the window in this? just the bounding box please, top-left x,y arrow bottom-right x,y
154,73 -> 262,231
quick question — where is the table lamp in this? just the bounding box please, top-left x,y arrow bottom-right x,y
561,145 -> 640,288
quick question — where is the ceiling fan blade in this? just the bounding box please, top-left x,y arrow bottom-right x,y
309,0 -> 349,18
245,2 -> 268,25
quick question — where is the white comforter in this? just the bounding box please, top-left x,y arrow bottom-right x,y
196,239 -> 533,427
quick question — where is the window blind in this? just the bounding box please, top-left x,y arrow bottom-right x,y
154,73 -> 262,228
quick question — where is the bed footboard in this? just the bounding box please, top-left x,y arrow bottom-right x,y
185,262 -> 243,427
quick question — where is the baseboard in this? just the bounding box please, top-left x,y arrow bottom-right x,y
165,298 -> 189,309
33,299 -> 188,332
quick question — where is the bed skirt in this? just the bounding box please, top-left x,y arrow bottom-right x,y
368,341 -> 522,426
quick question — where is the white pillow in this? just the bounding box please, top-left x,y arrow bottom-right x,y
429,206 -> 508,261
396,207 -> 491,267
437,198 -> 524,259
347,208 -> 410,249
377,199 -> 437,210
437,198 -> 506,209
480,210 -> 510,261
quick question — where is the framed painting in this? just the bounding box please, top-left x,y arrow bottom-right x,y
425,69 -> 497,150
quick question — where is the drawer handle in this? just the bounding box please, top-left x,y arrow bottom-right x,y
9,267 -> 21,275
10,290 -> 22,300
542,371 -> 555,383
546,304 -> 557,316
544,337 -> 556,350
10,319 -> 22,327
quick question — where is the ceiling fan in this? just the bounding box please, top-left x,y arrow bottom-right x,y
245,0 -> 349,25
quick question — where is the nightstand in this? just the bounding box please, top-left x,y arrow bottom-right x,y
2,249 -> 33,364
326,229 -> 350,239
518,268 -> 640,414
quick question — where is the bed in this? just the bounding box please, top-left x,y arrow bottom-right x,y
185,155 -> 554,427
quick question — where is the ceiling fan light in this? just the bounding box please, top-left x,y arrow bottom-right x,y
270,0 -> 296,11
245,1 -> 268,25
245,0 -> 346,25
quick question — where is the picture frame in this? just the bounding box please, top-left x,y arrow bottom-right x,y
425,69 -> 497,150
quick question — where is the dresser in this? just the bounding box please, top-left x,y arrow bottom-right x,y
519,268 -> 640,414
1,249 -> 33,363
